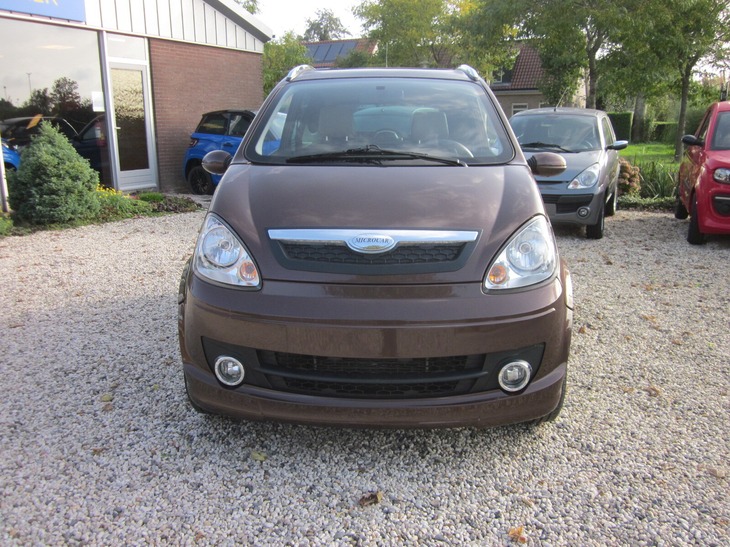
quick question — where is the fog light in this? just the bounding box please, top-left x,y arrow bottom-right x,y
214,356 -> 245,386
577,207 -> 590,218
498,360 -> 532,392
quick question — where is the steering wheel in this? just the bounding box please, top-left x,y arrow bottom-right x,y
439,139 -> 474,157
373,129 -> 402,146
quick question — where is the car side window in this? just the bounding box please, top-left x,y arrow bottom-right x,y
710,111 -> 730,150
198,113 -> 227,135
228,114 -> 252,137
601,117 -> 615,147
696,109 -> 711,141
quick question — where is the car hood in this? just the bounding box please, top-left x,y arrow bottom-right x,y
522,149 -> 602,182
208,163 -> 546,285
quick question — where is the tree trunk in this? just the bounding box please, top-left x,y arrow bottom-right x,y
674,63 -> 693,161
586,55 -> 598,109
632,94 -> 646,143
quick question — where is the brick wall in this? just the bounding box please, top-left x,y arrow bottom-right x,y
149,39 -> 263,193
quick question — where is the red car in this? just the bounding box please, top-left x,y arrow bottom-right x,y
676,101 -> 730,244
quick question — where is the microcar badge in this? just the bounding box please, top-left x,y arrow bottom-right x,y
347,233 -> 397,254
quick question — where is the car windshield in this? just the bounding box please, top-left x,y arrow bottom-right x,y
711,111 -> 730,150
244,77 -> 514,165
511,114 -> 601,152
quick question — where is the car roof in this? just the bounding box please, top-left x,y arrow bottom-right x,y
511,107 -> 606,118
202,109 -> 255,116
286,66 -> 481,83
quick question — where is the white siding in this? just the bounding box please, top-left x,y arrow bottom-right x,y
82,0 -> 267,52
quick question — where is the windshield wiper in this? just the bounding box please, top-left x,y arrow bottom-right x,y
519,141 -> 574,153
286,145 -> 467,166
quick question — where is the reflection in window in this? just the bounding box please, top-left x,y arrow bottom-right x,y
111,68 -> 149,171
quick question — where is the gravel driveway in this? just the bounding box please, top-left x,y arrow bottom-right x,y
1,209 -> 728,546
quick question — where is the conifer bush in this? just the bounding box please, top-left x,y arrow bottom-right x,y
8,122 -> 100,225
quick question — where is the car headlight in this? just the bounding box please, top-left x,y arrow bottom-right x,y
485,216 -> 557,290
193,214 -> 261,288
714,168 -> 730,184
567,164 -> 600,189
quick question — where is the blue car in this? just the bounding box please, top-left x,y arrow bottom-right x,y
183,110 -> 255,194
2,139 -> 20,172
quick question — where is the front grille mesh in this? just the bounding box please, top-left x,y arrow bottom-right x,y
279,242 -> 464,265
258,351 -> 484,399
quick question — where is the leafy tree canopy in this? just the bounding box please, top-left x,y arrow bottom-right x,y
303,9 -> 350,41
262,32 -> 311,95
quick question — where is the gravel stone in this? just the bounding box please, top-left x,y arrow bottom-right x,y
1,209 -> 728,545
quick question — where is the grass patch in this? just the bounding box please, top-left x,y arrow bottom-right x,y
618,195 -> 675,211
620,142 -> 676,164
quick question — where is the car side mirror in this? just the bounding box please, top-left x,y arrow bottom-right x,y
527,152 -> 567,177
202,150 -> 232,175
607,140 -> 629,151
681,134 -> 704,147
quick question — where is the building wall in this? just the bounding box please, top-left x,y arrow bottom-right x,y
149,39 -> 263,192
493,92 -> 547,117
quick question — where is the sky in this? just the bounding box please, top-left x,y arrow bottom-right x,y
253,0 -> 363,40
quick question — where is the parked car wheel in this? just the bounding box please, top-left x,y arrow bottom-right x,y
605,187 -> 618,217
674,193 -> 689,219
586,199 -> 605,239
687,193 -> 705,245
188,165 -> 214,195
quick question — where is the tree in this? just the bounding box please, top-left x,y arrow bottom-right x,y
24,88 -> 53,114
303,9 -> 350,41
50,77 -> 82,115
470,0 -> 626,107
262,32 -> 311,95
232,0 -> 258,13
636,0 -> 729,159
354,0 -> 457,67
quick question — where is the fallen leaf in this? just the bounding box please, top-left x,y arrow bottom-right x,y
700,465 -> 727,479
91,447 -> 106,455
578,325 -> 587,334
251,450 -> 267,462
358,491 -> 383,507
100,393 -> 114,402
508,525 -> 528,543
102,403 -> 114,412
644,385 -> 661,397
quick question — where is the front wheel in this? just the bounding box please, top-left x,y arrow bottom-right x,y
188,165 -> 214,195
674,195 -> 689,220
586,199 -> 605,239
687,193 -> 705,245
605,187 -> 618,217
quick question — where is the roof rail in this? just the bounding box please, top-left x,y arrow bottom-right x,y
286,65 -> 315,81
456,64 -> 480,82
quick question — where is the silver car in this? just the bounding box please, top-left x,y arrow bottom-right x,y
510,108 -> 628,239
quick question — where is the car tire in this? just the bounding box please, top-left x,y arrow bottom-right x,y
674,195 -> 689,220
532,374 -> 567,425
687,193 -> 705,245
605,187 -> 618,217
586,198 -> 605,239
188,165 -> 214,195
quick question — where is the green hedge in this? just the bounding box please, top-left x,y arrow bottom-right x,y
608,112 -> 633,141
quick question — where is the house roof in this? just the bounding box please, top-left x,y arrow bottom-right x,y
492,44 -> 544,91
303,38 -> 377,68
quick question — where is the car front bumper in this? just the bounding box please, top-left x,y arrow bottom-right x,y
178,265 -> 573,428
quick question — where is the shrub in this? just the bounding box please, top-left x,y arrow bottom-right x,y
96,185 -> 153,222
618,158 -> 641,196
0,213 -> 12,236
8,122 -> 100,225
638,161 -> 677,199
